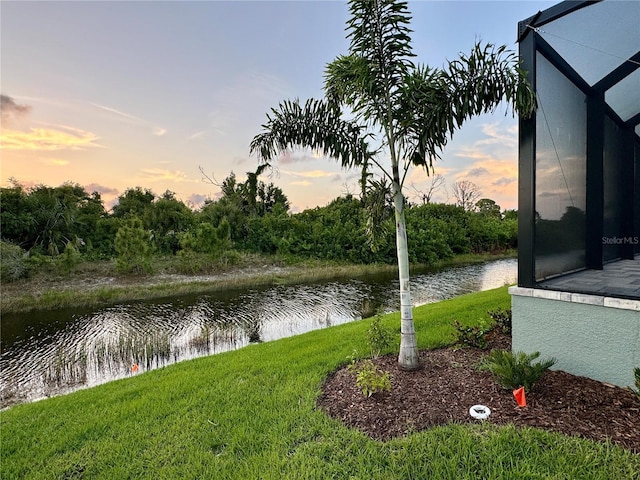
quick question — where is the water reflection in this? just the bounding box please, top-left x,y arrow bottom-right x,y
0,259 -> 515,407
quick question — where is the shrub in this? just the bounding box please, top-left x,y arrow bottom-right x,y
218,249 -> 242,267
175,250 -> 216,274
488,308 -> 512,334
23,252 -> 55,274
60,242 -> 82,273
114,218 -> 153,275
478,350 -> 556,392
348,360 -> 391,397
452,320 -> 488,349
0,241 -> 28,282
366,312 -> 395,358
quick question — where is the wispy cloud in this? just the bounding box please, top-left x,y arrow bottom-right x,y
90,101 -> 167,137
186,193 -> 209,208
475,123 -> 518,148
90,102 -> 144,122
468,167 -> 490,177
42,157 -> 69,166
1,125 -> 102,151
85,183 -> 119,196
290,180 -> 312,187
139,168 -> 195,183
440,121 -> 520,208
493,177 -> 516,187
279,152 -> 305,165
1,94 -> 32,126
455,159 -> 517,182
187,130 -> 207,141
278,150 -> 328,165
453,122 -> 517,162
206,70 -> 292,138
1,96 -> 103,152
454,158 -> 518,209
282,169 -> 336,179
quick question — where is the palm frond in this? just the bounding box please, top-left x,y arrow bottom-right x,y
249,99 -> 373,169
335,0 -> 415,125
397,42 -> 537,170
347,0 -> 415,85
362,177 -> 393,252
324,54 -> 371,109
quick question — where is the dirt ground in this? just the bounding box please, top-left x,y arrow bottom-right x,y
318,331 -> 640,453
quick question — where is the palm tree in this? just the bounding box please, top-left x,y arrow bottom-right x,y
250,0 -> 535,370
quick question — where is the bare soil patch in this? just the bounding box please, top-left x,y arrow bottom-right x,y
317,332 -> 640,453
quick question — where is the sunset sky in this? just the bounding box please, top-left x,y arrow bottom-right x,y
1,0 -> 555,212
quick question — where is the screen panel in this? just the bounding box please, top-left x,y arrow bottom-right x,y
635,142 -> 640,255
603,116 -> 625,262
534,53 -> 587,280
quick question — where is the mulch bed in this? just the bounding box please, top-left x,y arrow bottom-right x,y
317,331 -> 640,453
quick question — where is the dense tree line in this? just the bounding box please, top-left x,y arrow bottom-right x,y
0,174 -> 517,281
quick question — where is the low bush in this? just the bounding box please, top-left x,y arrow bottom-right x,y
60,242 -> 82,273
479,350 -> 556,392
0,241 -> 28,282
348,359 -> 391,397
366,313 -> 395,358
488,308 -> 512,334
452,320 -> 488,349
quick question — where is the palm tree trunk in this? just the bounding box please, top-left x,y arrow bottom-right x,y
392,177 -> 420,370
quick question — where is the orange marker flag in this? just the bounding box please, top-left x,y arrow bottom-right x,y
513,386 -> 526,407
132,364 -> 139,373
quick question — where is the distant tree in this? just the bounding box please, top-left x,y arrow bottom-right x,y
452,180 -> 482,212
257,182 -> 290,216
200,166 -> 290,243
503,209 -> 518,221
250,0 -> 535,369
414,203 -> 470,254
76,191 -> 109,253
25,183 -> 92,255
411,173 -> 445,205
0,183 -> 33,248
144,190 -> 195,254
87,215 -> 123,259
1,182 -> 113,256
114,217 -> 152,274
202,166 -> 290,217
112,187 -> 155,219
475,198 -> 501,218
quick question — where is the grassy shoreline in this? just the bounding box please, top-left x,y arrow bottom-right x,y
2,286 -> 637,479
1,251 -> 516,315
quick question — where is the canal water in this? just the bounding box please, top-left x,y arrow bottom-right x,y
0,258 -> 516,408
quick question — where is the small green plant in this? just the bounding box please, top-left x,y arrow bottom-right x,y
366,312 -> 394,357
348,359 -> 391,397
478,350 -> 556,392
488,308 -> 512,334
452,320 -> 488,349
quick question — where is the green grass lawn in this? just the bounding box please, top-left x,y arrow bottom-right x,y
1,287 -> 638,479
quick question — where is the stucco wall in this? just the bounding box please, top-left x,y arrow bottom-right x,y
509,287 -> 640,388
